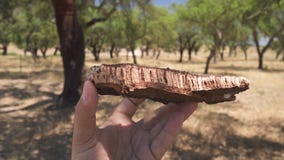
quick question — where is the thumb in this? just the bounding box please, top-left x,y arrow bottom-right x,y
72,81 -> 99,147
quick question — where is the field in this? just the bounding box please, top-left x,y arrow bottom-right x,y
0,46 -> 284,160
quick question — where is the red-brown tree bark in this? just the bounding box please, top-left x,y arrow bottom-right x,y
52,0 -> 85,106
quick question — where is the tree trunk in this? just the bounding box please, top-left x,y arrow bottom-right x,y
258,53 -> 264,69
194,45 -> 200,55
130,47 -> 137,64
187,44 -> 195,61
25,29 -> 33,56
41,47 -> 48,59
243,49 -> 248,60
52,0 -> 85,107
31,48 -> 38,63
152,48 -> 156,57
2,44 -> 8,55
275,50 -> 282,59
92,45 -> 100,61
53,47 -> 59,56
145,46 -> 149,56
126,48 -> 130,61
178,35 -> 184,63
179,47 -> 184,63
109,43 -> 115,58
213,52 -> 217,64
24,48 -> 28,56
240,46 -> 248,60
252,27 -> 277,70
114,48 -> 120,57
140,47 -> 144,58
204,48 -> 216,74
219,45 -> 225,61
233,46 -> 237,57
228,46 -> 233,57
220,51 -> 224,61
188,48 -> 192,61
156,49 -> 161,60
187,41 -> 196,61
187,44 -> 193,61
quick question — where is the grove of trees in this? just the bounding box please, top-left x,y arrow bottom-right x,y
1,0 -> 283,107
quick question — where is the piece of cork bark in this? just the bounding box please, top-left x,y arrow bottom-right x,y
88,64 -> 249,104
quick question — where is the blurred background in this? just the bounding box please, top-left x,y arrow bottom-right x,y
0,0 -> 283,159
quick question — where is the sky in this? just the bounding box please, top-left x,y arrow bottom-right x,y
152,0 -> 186,7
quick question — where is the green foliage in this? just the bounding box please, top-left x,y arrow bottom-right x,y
85,22 -> 108,49
105,13 -> 127,48
0,1 -> 17,48
80,0 -> 284,59
0,0 -> 58,53
84,8 -> 126,51
182,0 -> 244,47
243,0 -> 284,38
82,0 -> 153,51
22,1 -> 58,51
1,0 -> 284,58
121,6 -> 146,49
0,20 -> 14,46
142,6 -> 176,49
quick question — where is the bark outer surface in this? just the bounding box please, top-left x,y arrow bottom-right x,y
88,64 -> 249,104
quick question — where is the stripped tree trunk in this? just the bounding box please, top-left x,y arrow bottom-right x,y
52,0 -> 85,107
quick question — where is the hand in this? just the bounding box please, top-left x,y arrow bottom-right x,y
72,81 -> 197,160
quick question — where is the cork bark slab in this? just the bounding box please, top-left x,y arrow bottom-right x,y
88,64 -> 249,104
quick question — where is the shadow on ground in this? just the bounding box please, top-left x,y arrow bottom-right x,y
1,95 -> 283,159
0,98 -> 119,160
170,112 -> 284,160
0,106 -> 73,159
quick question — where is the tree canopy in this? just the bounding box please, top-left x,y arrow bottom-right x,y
2,0 -> 284,63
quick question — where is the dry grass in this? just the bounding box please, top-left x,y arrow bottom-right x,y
0,45 -> 283,160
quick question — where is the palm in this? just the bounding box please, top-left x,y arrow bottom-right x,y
72,81 -> 197,160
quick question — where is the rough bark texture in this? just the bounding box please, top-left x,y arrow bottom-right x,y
88,64 -> 249,104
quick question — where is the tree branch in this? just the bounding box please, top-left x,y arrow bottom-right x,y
252,27 -> 261,55
253,25 -> 284,56
261,25 -> 284,54
86,1 -> 117,28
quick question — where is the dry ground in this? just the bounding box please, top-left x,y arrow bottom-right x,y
0,46 -> 283,160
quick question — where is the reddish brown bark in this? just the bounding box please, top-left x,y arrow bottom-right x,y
52,0 -> 85,106
88,64 -> 250,104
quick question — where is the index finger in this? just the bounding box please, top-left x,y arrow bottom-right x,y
73,81 -> 99,147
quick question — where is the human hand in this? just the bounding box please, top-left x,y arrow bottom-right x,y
72,81 -> 197,160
